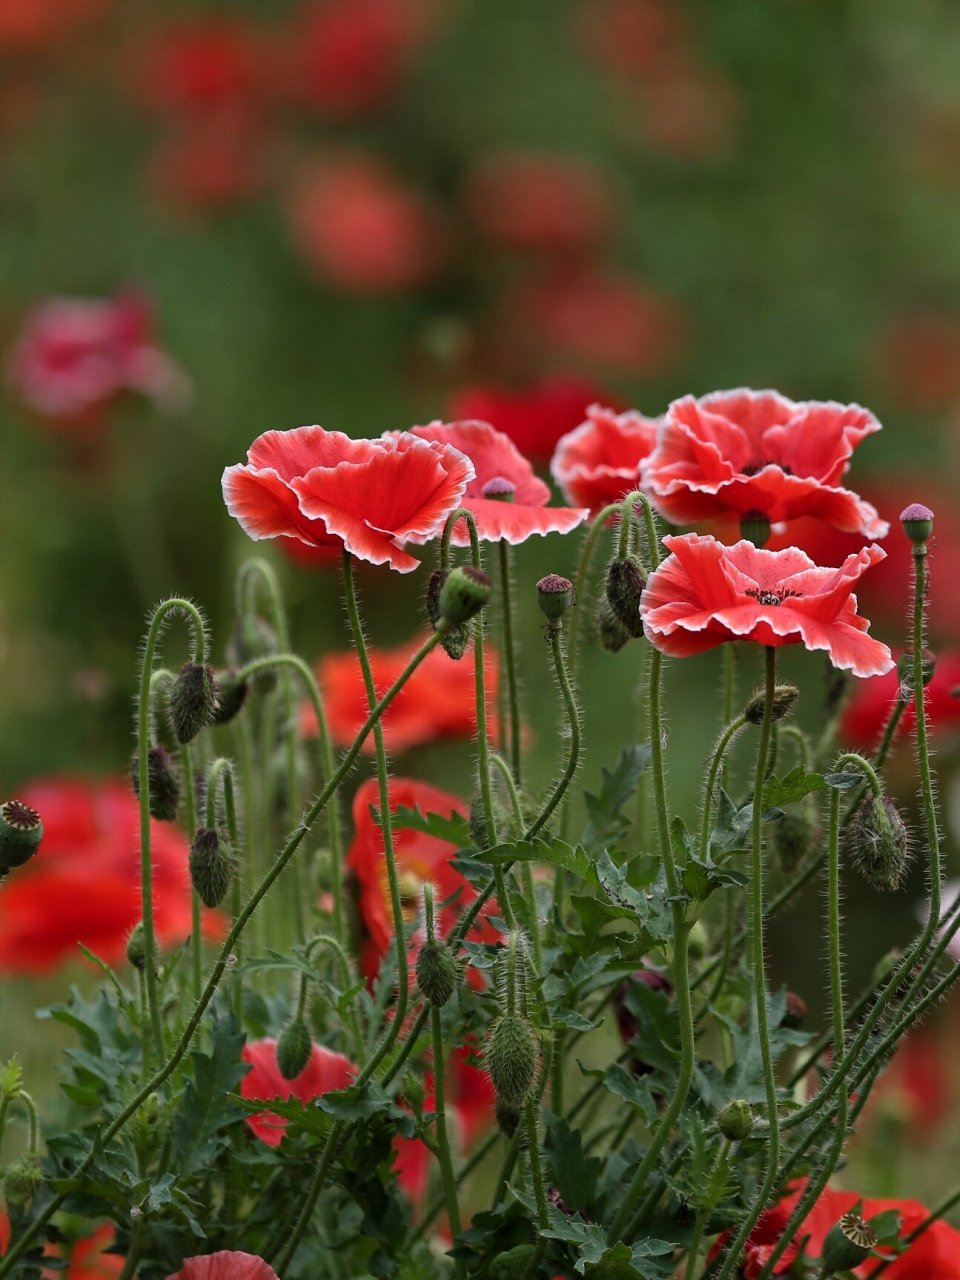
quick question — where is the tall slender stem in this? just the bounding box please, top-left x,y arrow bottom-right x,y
180,741 -> 202,1003
430,1005 -> 463,1247
498,540 -> 523,784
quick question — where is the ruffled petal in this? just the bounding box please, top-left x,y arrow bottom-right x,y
452,497 -> 588,544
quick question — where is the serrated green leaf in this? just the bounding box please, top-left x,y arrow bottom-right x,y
391,805 -> 472,846
319,1080 -> 393,1122
582,744 -> 652,854
762,767 -> 826,808
544,1114 -> 601,1212
170,1015 -> 246,1173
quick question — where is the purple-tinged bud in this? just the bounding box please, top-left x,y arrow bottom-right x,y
189,826 -> 234,908
852,794 -> 911,892
438,565 -> 492,628
426,568 -> 470,660
211,671 -> 249,726
740,509 -> 772,548
900,502 -> 934,544
170,662 -> 218,744
606,557 -> 646,638
744,683 -> 799,726
0,800 -> 43,873
822,1211 -> 877,1273
130,746 -> 180,822
783,991 -> 809,1029
482,476 -> 515,502
537,573 -> 574,623
277,1017 -> 312,1081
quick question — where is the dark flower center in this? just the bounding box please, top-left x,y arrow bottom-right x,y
742,461 -> 793,477
746,587 -> 801,607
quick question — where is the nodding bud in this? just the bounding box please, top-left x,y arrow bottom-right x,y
130,746 -> 180,822
495,1097 -> 523,1138
900,502 -> 934,545
744,683 -> 799,725
438,565 -> 492,628
189,826 -> 234,908
211,671 -> 249,726
277,1017 -> 312,1081
606,557 -> 646,638
3,1155 -> 44,1208
716,1099 -> 754,1142
0,800 -> 43,873
227,615 -> 278,691
481,476 -> 515,502
426,568 -> 470,660
416,939 -> 458,1007
821,1211 -> 878,1273
596,598 -> 631,653
170,662 -> 218,744
783,991 -> 808,1029
774,801 -> 817,874
487,1014 -> 538,1107
740,509 -> 772,547
126,922 -> 148,972
852,794 -> 911,892
537,574 -> 574,624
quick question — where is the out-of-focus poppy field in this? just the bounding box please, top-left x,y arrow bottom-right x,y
4,0 -> 960,1255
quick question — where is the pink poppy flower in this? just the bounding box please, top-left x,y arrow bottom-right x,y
643,388 -> 888,537
408,420 -> 588,544
641,535 -> 894,677
165,1253 -> 278,1280
222,425 -> 473,572
842,651 -> 960,748
447,374 -> 613,462
551,403 -> 661,514
240,1038 -> 357,1146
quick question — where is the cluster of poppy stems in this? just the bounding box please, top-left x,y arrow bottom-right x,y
1,387 -> 957,1279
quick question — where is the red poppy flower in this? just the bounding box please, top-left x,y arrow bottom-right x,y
643,389 -> 887,537
145,113 -> 267,216
573,0 -> 687,77
870,311 -> 960,410
408,420 -> 588,544
288,155 -> 450,295
447,375 -> 613,462
240,1038 -> 356,1146
222,425 -> 473,572
133,20 -> 269,119
0,777 -> 220,973
842,651 -> 960,748
551,403 -> 661,514
346,776 -> 497,981
166,1253 -> 278,1280
0,0 -> 112,53
5,293 -> 189,429
463,151 -> 615,258
304,634 -> 499,753
0,1216 -> 123,1277
861,1024 -> 949,1144
641,535 -> 894,678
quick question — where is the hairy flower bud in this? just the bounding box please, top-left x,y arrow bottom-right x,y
277,1017 -> 312,1081
0,799 -> 43,873
416,939 -> 458,1007
130,745 -> 180,822
210,671 -> 249,726
783,991 -> 808,1029
425,567 -> 470,660
487,1014 -> 538,1107
537,573 -> 574,623
3,1155 -> 43,1208
170,662 -> 218,743
716,1099 -> 754,1141
227,615 -> 278,691
744,683 -> 799,725
852,794 -> 911,892
438,565 -> 492,628
821,1211 -> 877,1273
189,826 -> 234,908
606,557 -> 646,638
596,598 -> 630,653
900,502 -> 934,545
126,922 -> 147,972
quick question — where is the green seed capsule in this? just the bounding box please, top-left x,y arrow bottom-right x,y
0,800 -> 43,873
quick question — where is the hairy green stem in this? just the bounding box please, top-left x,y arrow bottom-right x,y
498,539 -> 522,784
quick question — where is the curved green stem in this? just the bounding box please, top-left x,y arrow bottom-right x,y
699,715 -> 748,859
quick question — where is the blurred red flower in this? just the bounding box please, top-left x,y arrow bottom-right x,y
288,155 -> 450,294
643,389 -> 888,536
133,19 -> 268,119
409,419 -> 589,544
448,375 -> 613,462
463,151 -> 615,258
551,403 -> 661,514
634,63 -> 743,160
0,0 -> 112,53
1,1216 -> 123,1276
144,113 -> 268,216
573,0 -> 686,77
641,535 -> 894,677
166,1252 -> 278,1280
222,425 -> 473,573
5,293 -> 189,429
282,0 -> 437,118
240,1038 -> 356,1146
842,651 -> 960,748
0,777 -> 218,973
346,776 -> 497,981
305,635 -> 499,753
870,311 -> 960,411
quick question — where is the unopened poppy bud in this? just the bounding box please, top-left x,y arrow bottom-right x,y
487,1014 -> 538,1107
0,800 -> 43,872
716,1099 -> 754,1141
495,1097 -> 523,1138
596,598 -> 630,653
783,991 -> 808,1029
821,1211 -> 877,1273
744,684 -> 799,725
277,1017 -> 312,1080
126,922 -> 147,972
438,565 -> 492,628
852,794 -> 911,892
130,746 -> 180,822
537,573 -> 574,623
189,826 -> 234,908
425,568 -> 470,660
227,615 -> 278,691
606,557 -> 646,638
774,801 -> 817,874
3,1155 -> 43,1208
416,939 -> 458,1007
740,509 -> 772,547
900,502 -> 934,545
170,662 -> 218,743
211,671 -> 249,725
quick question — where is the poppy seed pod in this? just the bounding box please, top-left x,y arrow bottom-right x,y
189,826 -> 234,908
130,746 -> 180,822
0,800 -> 43,872
170,662 -> 218,743
606,556 -> 646,637
821,1211 -> 877,1273
277,1017 -> 312,1081
425,568 -> 470,660
487,1014 -> 538,1107
537,573 -> 574,623
900,502 -> 934,545
416,939 -> 458,1007
227,615 -> 278,692
852,794 -> 911,892
438,565 -> 492,628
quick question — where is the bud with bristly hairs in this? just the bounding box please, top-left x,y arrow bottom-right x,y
170,662 -> 218,743
3,1155 -> 43,1208
211,671 -> 249,725
487,932 -> 538,1106
606,556 -> 645,638
189,826 -> 234,908
716,1099 -> 754,1142
744,683 -> 799,726
851,794 -> 911,891
130,745 -> 180,822
126,922 -> 147,972
415,883 -> 458,1007
425,567 -> 470,660
0,800 -> 43,873
438,565 -> 492,628
596,597 -> 630,653
277,1017 -> 312,1080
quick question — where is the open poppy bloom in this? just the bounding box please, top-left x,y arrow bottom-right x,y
641,535 -> 894,678
551,403 -> 661,514
408,420 -> 588,544
0,777 -> 221,973
303,635 -> 499,752
222,425 -> 474,572
842,651 -> 960,748
165,1252 -> 278,1280
448,374 -> 612,462
240,1038 -> 357,1146
643,388 -> 888,537
0,1215 -> 123,1278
